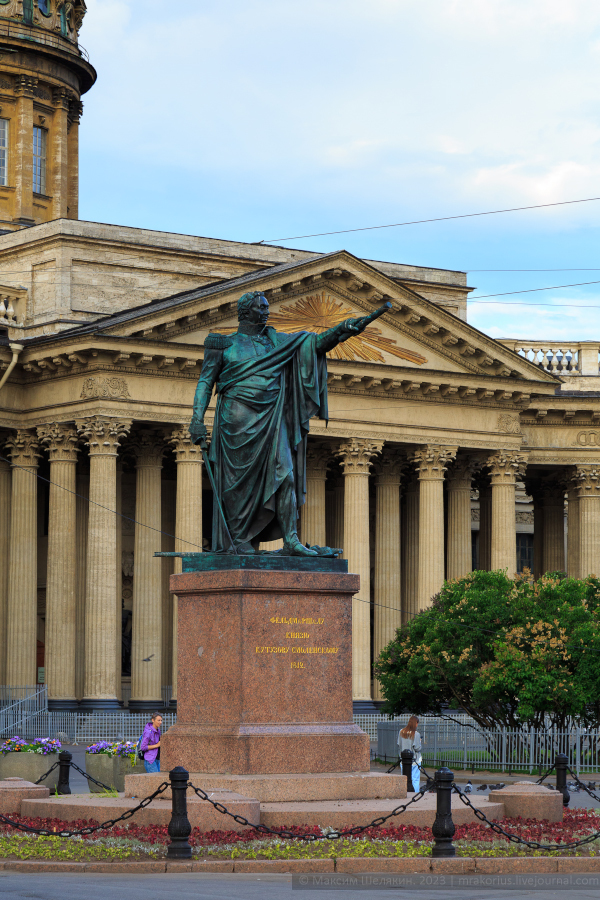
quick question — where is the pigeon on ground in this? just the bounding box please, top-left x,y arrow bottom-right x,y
588,782 -> 597,790
477,784 -> 488,791
464,781 -> 473,793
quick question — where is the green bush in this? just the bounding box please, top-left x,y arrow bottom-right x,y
373,570 -> 600,730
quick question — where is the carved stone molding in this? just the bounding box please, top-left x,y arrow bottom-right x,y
336,438 -> 383,476
52,86 -> 72,110
168,426 -> 204,463
305,444 -> 332,478
411,445 -> 457,481
4,429 -> 40,467
76,416 -> 131,456
80,376 -> 131,401
373,452 -> 406,485
497,413 -> 522,435
37,422 -> 79,461
487,451 -> 528,484
13,75 -> 38,98
446,456 -> 480,490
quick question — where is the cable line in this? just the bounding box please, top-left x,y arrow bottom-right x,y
258,196 -> 600,243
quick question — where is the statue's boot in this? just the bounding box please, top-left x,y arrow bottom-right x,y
236,541 -> 255,554
283,533 -> 318,556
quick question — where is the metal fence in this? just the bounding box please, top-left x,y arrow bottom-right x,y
0,686 -> 47,709
354,712 -> 477,742
377,720 -> 600,775
0,711 -> 177,743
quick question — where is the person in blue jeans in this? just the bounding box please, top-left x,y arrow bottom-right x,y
140,713 -> 162,773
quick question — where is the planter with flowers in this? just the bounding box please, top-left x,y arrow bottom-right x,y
85,741 -> 145,792
0,737 -> 61,790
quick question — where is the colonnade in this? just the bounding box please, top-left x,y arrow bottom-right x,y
0,421 -> 598,709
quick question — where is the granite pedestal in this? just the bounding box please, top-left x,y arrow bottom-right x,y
160,556 -> 370,775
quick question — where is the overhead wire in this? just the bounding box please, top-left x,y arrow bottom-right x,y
258,195 -> 600,243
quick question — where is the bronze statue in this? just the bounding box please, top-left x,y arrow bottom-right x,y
190,291 -> 390,555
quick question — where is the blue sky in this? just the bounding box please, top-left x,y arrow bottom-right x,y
79,0 -> 600,340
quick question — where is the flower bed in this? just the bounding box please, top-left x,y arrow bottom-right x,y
85,742 -> 145,792
0,737 -> 61,791
0,809 -> 600,861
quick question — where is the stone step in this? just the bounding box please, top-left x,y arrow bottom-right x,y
125,771 -> 406,803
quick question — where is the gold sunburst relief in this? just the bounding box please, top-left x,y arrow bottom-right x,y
214,293 -> 428,365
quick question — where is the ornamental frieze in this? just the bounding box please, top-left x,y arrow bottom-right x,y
80,376 -> 130,400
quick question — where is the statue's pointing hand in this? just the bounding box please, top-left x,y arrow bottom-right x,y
336,315 -> 371,341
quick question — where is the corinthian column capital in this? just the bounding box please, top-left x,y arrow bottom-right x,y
128,430 -> 165,468
411,445 -> 457,481
168,426 -> 204,462
572,465 -> 600,496
305,444 -> 331,478
487,450 -> 528,484
447,456 -> 480,491
5,429 -> 40,467
37,423 -> 79,461
77,417 -> 131,456
336,438 -> 383,475
373,452 -> 406,485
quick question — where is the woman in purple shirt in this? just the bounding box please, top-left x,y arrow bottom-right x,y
140,713 -> 162,773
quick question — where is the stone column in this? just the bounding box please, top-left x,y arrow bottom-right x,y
161,478 -> 176,691
325,474 -> 344,550
487,451 -> 527,575
300,445 -> 330,547
0,456 -> 10,684
115,462 -> 123,701
336,438 -> 383,705
170,427 -> 204,708
541,483 -> 566,574
401,475 -> 419,623
5,430 -> 39,686
373,454 -> 403,701
38,424 -> 79,710
573,466 -> 600,578
67,101 -> 82,219
13,76 -> 36,225
528,483 -> 544,579
567,483 -> 580,579
446,458 -> 476,581
51,88 -> 70,219
74,460 -> 89,701
412,446 -> 456,609
476,476 -> 492,571
129,432 -> 165,712
78,417 -> 131,710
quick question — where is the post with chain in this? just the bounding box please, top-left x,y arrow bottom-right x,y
57,750 -> 72,795
401,749 -> 414,792
167,767 -> 192,859
555,753 -> 570,807
431,767 -> 456,857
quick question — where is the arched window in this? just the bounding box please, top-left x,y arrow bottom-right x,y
38,0 -> 50,15
23,0 -> 33,24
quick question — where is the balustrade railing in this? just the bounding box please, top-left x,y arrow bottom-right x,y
499,340 -> 600,377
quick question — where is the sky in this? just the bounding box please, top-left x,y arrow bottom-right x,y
78,0 -> 600,341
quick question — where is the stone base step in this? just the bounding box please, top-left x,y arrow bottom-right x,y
21,791 -> 259,833
125,771 -> 406,803
260,794 -> 506,829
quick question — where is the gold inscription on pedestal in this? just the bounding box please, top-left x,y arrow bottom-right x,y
291,661 -> 305,669
261,616 -> 337,670
270,616 -> 324,625
255,647 -> 290,653
286,632 -> 310,639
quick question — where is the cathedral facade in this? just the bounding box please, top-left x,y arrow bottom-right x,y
0,2 -> 596,713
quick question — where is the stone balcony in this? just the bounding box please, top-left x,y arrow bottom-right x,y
499,340 -> 600,391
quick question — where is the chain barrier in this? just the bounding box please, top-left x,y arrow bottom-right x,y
33,762 -> 59,785
567,767 -> 600,805
536,763 -> 556,785
416,761 -> 436,790
452,783 -> 600,851
69,761 -> 113,793
0,782 -> 169,837
187,780 -> 428,840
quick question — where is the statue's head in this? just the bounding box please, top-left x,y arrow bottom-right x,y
238,291 -> 269,326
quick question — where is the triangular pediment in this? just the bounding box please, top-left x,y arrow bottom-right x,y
93,250 -> 559,385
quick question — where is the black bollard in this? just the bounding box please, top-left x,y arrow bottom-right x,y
401,749 -> 414,792
57,750 -> 72,795
431,767 -> 456,857
167,767 -> 192,859
555,753 -> 570,807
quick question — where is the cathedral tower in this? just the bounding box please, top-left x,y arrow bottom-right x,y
0,0 -> 95,230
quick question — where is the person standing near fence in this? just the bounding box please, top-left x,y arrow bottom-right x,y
398,715 -> 422,791
140,713 -> 162,773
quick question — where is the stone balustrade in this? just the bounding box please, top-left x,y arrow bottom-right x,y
499,340 -> 600,378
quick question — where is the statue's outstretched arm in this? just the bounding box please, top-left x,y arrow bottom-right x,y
190,349 -> 223,447
315,317 -> 370,353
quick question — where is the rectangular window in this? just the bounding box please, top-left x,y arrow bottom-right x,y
0,119 -> 9,187
33,125 -> 46,194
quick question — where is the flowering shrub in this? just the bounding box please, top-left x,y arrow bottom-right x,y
0,737 -> 61,756
86,741 -> 137,763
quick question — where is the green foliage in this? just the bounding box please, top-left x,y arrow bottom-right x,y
373,570 -> 600,729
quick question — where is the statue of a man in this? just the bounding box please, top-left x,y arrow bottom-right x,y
190,290 -> 371,556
